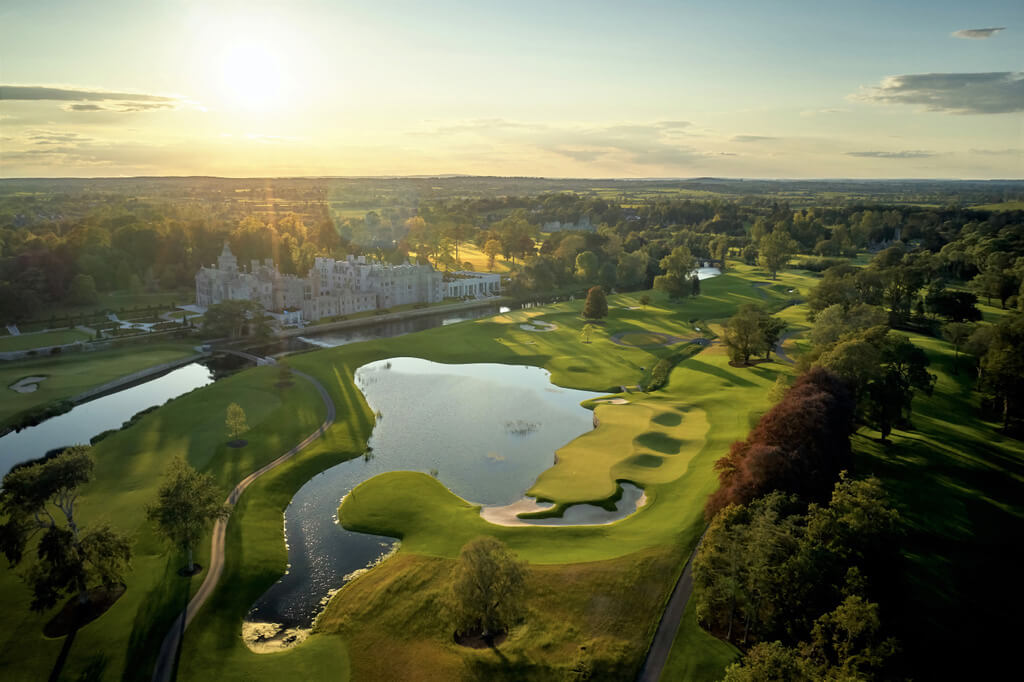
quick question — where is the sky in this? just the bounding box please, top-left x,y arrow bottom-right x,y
0,0 -> 1022,178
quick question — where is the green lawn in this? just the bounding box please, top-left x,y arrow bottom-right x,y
0,329 -> 90,352
0,342 -> 199,427
0,366 -> 327,681
972,200 -> 1024,212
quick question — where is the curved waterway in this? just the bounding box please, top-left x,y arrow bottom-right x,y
247,357 -> 646,632
0,355 -> 249,479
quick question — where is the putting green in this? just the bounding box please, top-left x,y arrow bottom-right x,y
528,404 -> 710,505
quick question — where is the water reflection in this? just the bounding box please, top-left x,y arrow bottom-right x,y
0,354 -> 247,479
247,357 -> 603,628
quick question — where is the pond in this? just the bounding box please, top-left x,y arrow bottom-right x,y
246,357 -> 645,633
0,355 -> 248,479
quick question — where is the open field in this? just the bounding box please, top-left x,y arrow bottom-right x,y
972,200 -> 1024,212
0,329 -> 90,352
0,342 -> 198,427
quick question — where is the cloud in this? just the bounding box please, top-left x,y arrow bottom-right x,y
27,130 -> 93,145
855,72 -> 1024,114
0,85 -> 187,112
731,135 -> 778,142
952,27 -> 1005,39
800,108 -> 847,117
968,148 -> 1021,156
410,119 -> 710,169
845,150 -> 936,159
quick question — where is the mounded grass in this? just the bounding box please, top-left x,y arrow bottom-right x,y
0,329 -> 90,352
315,547 -> 684,681
0,342 -> 198,427
527,404 -> 709,505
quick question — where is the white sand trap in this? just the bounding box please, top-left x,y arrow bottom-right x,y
593,398 -> 628,405
241,621 -> 310,653
481,487 -> 648,527
519,321 -> 558,332
9,376 -> 47,393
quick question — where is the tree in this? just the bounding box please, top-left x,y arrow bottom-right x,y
226,403 -> 248,441
639,294 -> 651,310
758,229 -> 797,280
483,239 -> 503,271
942,321 -> 975,370
723,304 -> 769,365
583,285 -> 608,320
68,273 -> 98,306
710,234 -> 729,270
448,537 -> 526,640
146,457 -> 229,574
202,300 -> 268,339
976,314 -> 1024,430
691,274 -> 701,297
616,250 -> 648,290
0,447 -> 131,611
574,250 -> 599,283
654,245 -> 696,299
926,289 -> 982,322
580,323 -> 598,344
760,314 -> 787,360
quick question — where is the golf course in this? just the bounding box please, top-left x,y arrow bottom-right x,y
1,262 -> 1020,681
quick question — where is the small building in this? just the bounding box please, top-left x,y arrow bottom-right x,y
445,271 -> 501,298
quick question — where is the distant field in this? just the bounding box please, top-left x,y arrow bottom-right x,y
973,200 -> 1024,211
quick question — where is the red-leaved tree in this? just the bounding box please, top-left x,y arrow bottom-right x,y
706,367 -> 855,519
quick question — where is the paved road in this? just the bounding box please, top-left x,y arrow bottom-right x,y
151,369 -> 335,682
636,528 -> 708,682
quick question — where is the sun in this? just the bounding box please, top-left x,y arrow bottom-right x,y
217,40 -> 286,112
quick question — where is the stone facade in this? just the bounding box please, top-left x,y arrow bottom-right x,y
195,243 -> 447,321
446,271 -> 501,298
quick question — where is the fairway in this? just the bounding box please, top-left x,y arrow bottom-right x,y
0,342 -> 199,427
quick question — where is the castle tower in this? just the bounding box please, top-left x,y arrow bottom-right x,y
217,242 -> 238,273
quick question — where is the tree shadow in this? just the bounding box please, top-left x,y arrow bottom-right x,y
684,359 -> 757,388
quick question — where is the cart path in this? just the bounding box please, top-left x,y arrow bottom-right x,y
636,527 -> 708,682
152,369 -> 335,682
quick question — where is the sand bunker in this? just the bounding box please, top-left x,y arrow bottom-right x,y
480,484 -> 648,527
242,621 -> 311,653
519,321 -> 558,332
9,376 -> 47,393
593,398 -> 628,405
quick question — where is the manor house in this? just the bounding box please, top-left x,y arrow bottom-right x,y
195,243 -> 447,322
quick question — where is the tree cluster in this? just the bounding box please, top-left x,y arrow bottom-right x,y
697,476 -> 901,681
706,367 -> 856,519
722,304 -> 787,365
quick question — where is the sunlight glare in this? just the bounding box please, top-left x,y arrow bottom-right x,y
218,40 -> 286,112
